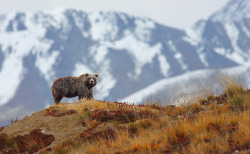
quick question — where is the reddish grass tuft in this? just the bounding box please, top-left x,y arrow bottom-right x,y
15,129 -> 55,153
90,108 -> 159,124
0,133 -> 8,150
206,122 -> 221,131
0,127 -> 4,132
80,127 -> 116,142
45,109 -> 77,117
0,129 -> 54,153
11,117 -> 19,124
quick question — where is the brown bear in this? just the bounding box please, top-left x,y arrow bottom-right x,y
51,73 -> 98,104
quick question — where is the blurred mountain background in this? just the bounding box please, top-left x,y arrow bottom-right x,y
0,0 -> 249,125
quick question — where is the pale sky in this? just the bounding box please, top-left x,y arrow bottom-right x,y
0,0 -> 228,29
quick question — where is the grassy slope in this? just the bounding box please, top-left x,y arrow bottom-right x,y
0,74 -> 249,153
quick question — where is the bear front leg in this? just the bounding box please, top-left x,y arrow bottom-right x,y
79,93 -> 87,101
78,95 -> 83,101
88,92 -> 94,100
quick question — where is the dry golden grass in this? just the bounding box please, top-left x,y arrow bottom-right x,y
70,73 -> 249,153
71,98 -> 249,153
1,73 -> 249,153
217,71 -> 246,96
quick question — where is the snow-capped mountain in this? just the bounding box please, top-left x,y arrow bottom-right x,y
192,0 -> 250,65
122,0 -> 250,103
0,0 -> 249,124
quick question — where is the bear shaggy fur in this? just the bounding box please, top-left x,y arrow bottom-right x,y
51,73 -> 98,104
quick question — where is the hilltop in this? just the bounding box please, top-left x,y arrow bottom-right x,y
0,75 -> 249,153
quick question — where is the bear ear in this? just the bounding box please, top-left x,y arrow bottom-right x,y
95,73 -> 98,78
86,73 -> 89,77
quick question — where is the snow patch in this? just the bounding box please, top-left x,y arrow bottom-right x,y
197,47 -> 209,67
168,41 -> 187,70
214,47 -> 247,65
41,8 -> 68,29
134,18 -> 155,42
158,53 -> 170,77
183,29 -> 200,46
73,63 -> 93,76
174,53 -> 182,59
191,20 -> 206,41
88,12 -> 118,41
120,14 -> 128,24
241,21 -> 250,38
214,48 -> 226,55
95,60 -> 116,99
0,52 -> 26,105
0,12 -> 15,32
70,10 -> 89,38
90,44 -> 109,64
168,40 -> 177,51
35,50 -> 59,84
113,34 -> 162,78
135,18 -> 155,29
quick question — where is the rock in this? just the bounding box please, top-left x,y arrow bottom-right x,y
168,121 -> 176,124
85,106 -> 93,111
218,104 -> 224,107
187,114 -> 196,120
177,116 -> 184,119
41,130 -> 46,134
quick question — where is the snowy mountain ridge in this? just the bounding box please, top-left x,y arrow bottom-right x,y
121,64 -> 250,104
192,0 -> 250,65
210,0 -> 250,22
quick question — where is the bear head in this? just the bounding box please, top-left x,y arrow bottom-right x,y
83,73 -> 98,88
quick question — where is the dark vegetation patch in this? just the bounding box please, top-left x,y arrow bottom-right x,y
169,131 -> 189,148
206,122 -> 221,131
200,93 -> 228,105
91,109 -> 159,124
45,109 -> 77,117
0,133 -> 8,150
200,89 -> 250,106
0,129 -> 54,153
148,104 -> 166,110
80,127 -> 116,142
206,122 -> 239,134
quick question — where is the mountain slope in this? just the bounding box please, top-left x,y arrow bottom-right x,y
192,0 -> 250,65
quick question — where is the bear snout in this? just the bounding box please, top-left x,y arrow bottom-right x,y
90,79 -> 94,84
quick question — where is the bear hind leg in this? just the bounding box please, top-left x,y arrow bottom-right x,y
52,88 -> 67,105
